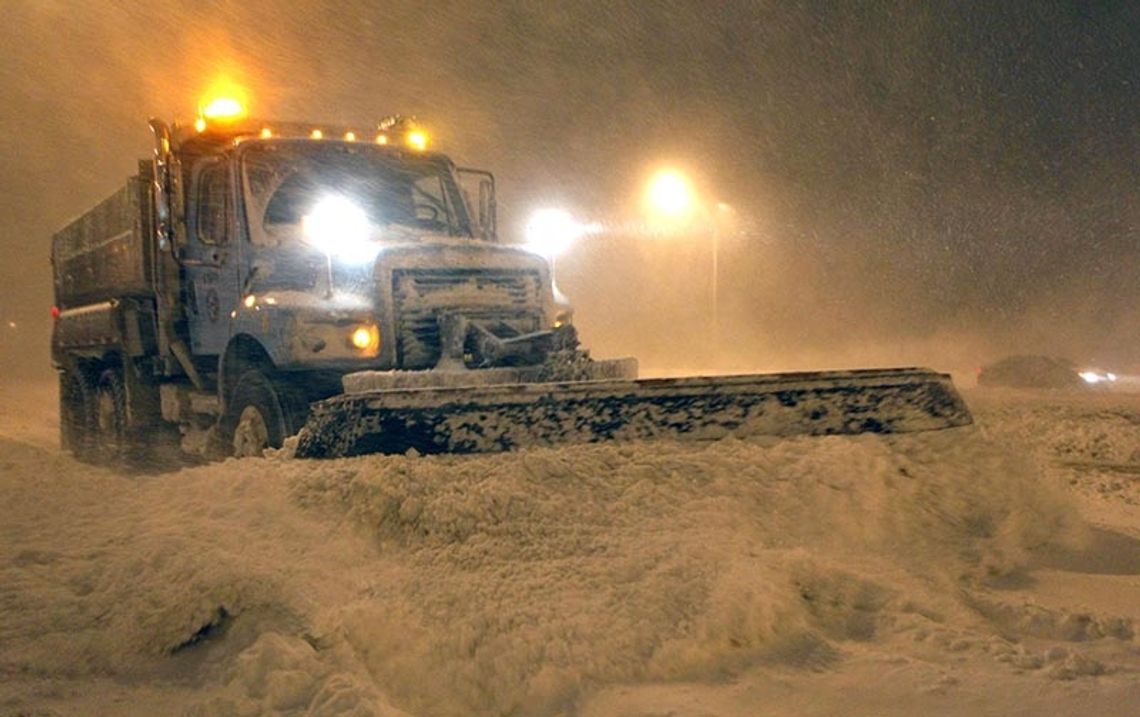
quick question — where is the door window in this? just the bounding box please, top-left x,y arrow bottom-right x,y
197,163 -> 230,245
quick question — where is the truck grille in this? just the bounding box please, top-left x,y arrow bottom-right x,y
392,268 -> 543,369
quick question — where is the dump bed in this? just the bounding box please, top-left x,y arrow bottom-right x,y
52,163 -> 154,308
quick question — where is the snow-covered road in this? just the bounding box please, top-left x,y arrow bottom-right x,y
2,379 -> 1138,716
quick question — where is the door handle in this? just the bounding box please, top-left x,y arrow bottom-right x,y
179,250 -> 227,269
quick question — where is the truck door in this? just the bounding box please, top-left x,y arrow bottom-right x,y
185,157 -> 243,356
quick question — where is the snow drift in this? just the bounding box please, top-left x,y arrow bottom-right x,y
282,429 -> 1079,715
3,383 -> 1138,716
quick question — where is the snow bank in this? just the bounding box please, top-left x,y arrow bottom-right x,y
8,384 -> 1138,716
0,440 -> 407,716
967,388 -> 1140,517
969,389 -> 1140,466
283,428 -> 1079,715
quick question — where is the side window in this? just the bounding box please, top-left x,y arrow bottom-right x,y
264,172 -> 314,227
197,162 -> 230,245
411,173 -> 452,231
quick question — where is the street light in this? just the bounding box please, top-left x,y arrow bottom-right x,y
644,169 -> 696,231
643,169 -> 726,353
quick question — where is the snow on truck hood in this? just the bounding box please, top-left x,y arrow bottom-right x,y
373,235 -> 551,269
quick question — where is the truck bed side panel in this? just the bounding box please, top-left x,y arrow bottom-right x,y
52,176 -> 152,307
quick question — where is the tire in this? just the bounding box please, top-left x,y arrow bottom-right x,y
92,367 -> 129,464
222,370 -> 291,458
59,370 -> 95,460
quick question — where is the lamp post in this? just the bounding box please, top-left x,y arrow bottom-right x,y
644,169 -> 723,353
710,202 -> 735,351
712,215 -> 719,347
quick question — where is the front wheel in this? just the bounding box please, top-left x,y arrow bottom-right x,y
222,370 -> 293,458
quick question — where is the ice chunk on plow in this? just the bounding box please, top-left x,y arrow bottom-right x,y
294,367 -> 972,458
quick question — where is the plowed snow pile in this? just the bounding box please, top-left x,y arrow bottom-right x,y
2,381 -> 1139,716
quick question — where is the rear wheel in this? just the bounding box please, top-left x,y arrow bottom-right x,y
93,367 -> 128,464
223,370 -> 291,458
59,370 -> 95,460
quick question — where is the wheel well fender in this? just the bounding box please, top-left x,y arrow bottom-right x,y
66,351 -> 120,385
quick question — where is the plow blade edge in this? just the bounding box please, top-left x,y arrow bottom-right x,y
294,367 -> 972,458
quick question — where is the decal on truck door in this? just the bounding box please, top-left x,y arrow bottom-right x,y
187,158 -> 241,353
206,288 -> 220,322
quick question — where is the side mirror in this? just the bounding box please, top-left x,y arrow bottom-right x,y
457,168 -> 496,241
148,119 -> 174,251
147,119 -> 185,253
478,177 -> 496,239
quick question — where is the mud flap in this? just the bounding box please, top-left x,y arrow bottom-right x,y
294,367 -> 972,458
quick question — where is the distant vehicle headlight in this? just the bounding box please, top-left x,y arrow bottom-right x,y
1078,370 -> 1117,384
302,195 -> 381,264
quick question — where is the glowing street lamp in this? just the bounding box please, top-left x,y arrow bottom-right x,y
644,169 -> 696,230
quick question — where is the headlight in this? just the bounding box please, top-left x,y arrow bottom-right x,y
525,208 -> 580,259
1078,370 -> 1117,384
348,324 -> 380,354
302,195 -> 381,264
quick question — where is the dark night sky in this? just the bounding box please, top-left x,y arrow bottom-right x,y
1,1 -> 1136,376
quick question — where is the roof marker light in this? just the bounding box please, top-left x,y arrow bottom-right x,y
376,134 -> 389,145
345,131 -> 356,142
311,129 -> 323,139
406,129 -> 428,151
260,127 -> 273,138
201,97 -> 244,120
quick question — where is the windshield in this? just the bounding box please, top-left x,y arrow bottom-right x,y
241,141 -> 471,241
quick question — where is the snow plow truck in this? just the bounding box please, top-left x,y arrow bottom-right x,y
50,102 -> 972,463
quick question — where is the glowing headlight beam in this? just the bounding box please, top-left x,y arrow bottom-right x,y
1079,370 -> 1117,384
301,196 -> 380,265
524,208 -> 589,259
349,324 -> 381,354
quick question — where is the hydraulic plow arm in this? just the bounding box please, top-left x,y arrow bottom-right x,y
294,367 -> 973,458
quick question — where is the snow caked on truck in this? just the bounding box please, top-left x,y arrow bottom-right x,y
51,97 -> 972,464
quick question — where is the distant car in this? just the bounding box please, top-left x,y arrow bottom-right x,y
976,355 -> 1085,389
